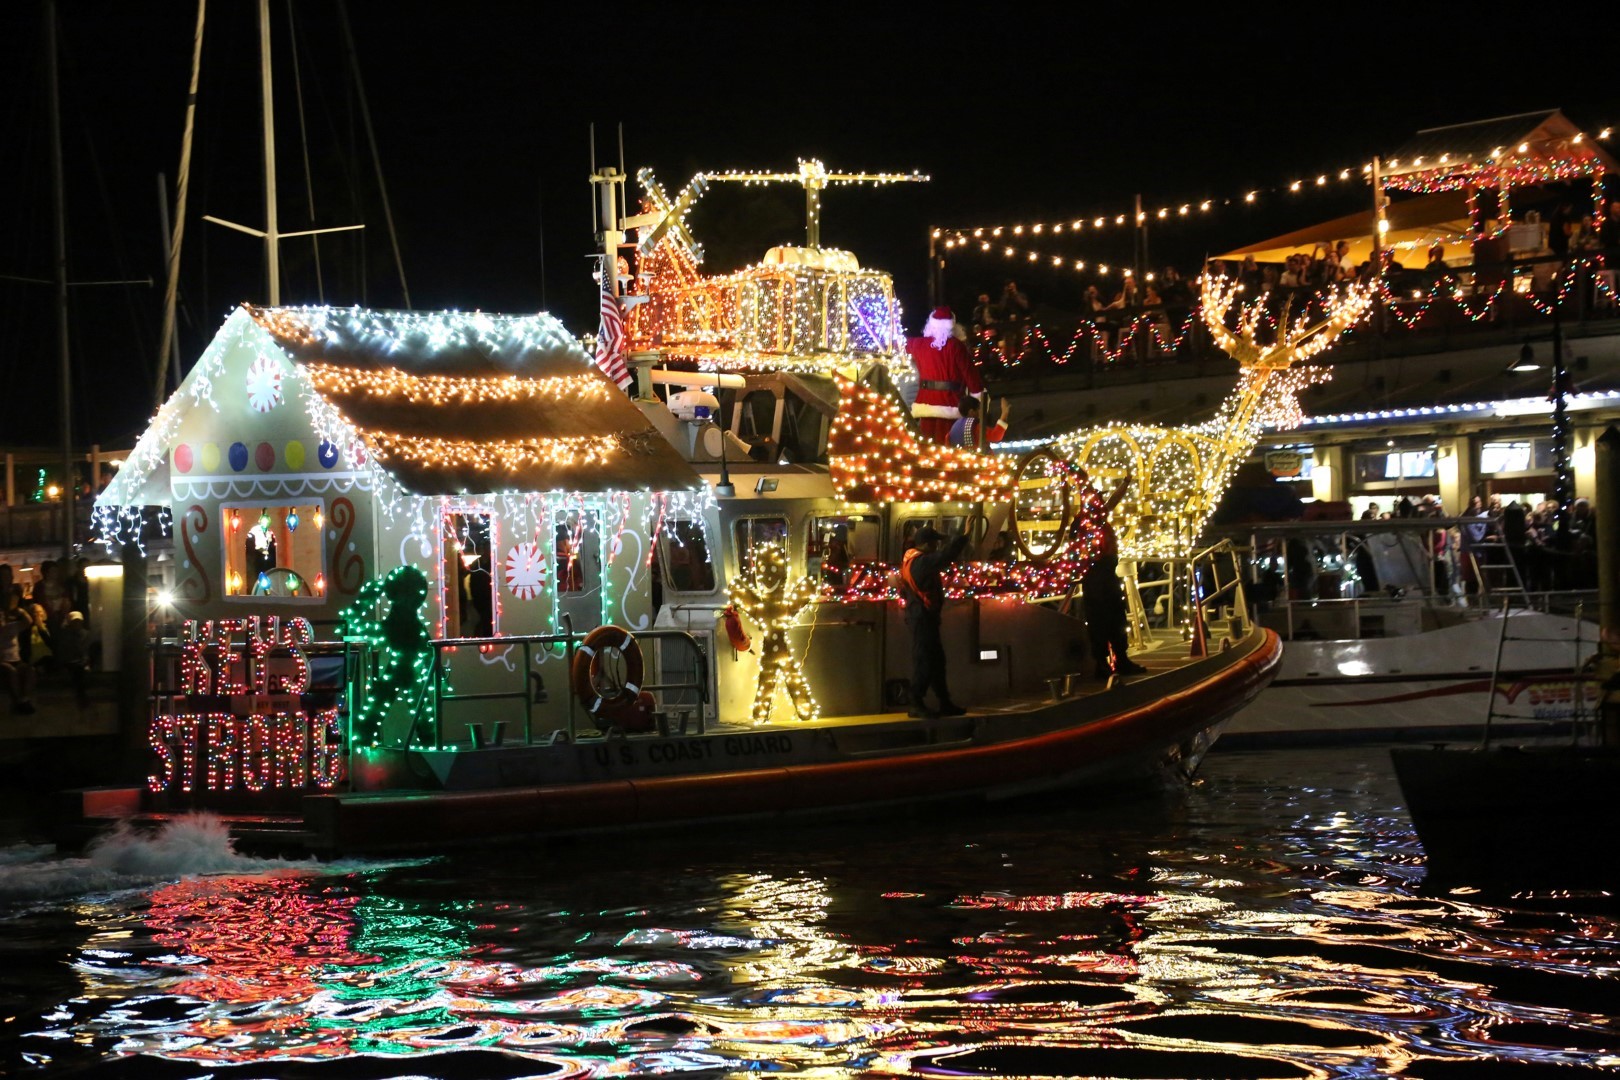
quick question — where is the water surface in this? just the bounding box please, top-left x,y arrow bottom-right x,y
3,745 -> 1617,1077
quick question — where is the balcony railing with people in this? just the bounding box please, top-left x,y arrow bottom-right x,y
970,251 -> 1620,377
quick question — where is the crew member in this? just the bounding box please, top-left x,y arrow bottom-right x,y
899,525 -> 970,718
1073,468 -> 1148,680
907,307 -> 983,443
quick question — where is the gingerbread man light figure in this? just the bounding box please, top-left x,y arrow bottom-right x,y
726,541 -> 820,724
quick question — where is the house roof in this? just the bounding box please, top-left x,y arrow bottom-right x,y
250,306 -> 704,496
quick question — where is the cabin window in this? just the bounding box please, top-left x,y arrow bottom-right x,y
808,514 -> 882,593
223,502 -> 324,601
442,511 -> 495,638
900,515 -> 969,550
658,519 -> 717,594
733,516 -> 790,576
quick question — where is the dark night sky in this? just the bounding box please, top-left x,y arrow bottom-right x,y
2,2 -> 1615,449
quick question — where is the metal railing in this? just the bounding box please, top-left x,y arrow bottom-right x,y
394,624 -> 712,751
1127,538 -> 1250,651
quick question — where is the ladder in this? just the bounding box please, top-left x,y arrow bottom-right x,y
1466,536 -> 1526,606
1480,600 -> 1595,747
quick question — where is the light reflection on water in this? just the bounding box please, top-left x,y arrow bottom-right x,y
5,745 -> 1620,1077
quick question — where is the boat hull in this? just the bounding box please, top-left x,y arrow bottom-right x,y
1391,745 -> 1620,889
1223,612 -> 1596,745
301,629 -> 1282,852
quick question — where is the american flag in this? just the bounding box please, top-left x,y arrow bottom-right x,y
594,260 -> 631,391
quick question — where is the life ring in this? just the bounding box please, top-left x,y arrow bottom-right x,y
570,625 -> 645,716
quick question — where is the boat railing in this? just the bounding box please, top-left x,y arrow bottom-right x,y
402,625 -> 712,751
1205,518 -> 1600,642
1128,539 -> 1250,651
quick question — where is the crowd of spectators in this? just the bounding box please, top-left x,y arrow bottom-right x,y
1357,493 -> 1599,598
0,558 -> 94,715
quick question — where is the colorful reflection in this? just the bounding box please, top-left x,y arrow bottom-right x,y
18,747 -> 1620,1074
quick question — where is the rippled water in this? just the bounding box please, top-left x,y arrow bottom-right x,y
3,745 -> 1619,1077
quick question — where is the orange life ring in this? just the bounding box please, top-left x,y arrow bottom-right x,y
570,625 -> 646,717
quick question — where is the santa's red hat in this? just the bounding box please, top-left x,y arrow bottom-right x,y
930,306 -> 953,321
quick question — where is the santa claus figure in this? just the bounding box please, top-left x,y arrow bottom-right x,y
907,306 -> 983,443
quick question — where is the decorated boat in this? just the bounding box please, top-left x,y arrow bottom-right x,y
74,162 -> 1286,853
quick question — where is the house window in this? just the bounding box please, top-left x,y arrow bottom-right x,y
443,511 -> 495,638
224,503 -> 324,600
554,510 -> 601,596
658,519 -> 717,594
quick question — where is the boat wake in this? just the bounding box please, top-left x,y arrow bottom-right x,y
0,813 -> 421,906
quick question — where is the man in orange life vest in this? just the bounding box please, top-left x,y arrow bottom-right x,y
1074,467 -> 1149,680
907,307 -> 983,443
899,525 -> 970,718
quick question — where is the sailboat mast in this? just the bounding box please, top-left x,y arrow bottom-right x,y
259,0 -> 280,305
45,0 -> 73,556
153,0 -> 206,408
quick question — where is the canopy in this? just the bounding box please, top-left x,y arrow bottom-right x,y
1381,109 -> 1617,191
1217,190 -> 1472,268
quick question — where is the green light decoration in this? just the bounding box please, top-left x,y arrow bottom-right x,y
339,565 -> 434,747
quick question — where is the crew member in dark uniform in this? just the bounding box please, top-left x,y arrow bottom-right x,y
1074,469 -> 1148,680
899,525 -> 970,719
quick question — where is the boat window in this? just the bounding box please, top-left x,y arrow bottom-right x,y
736,389 -> 780,444
659,519 -> 717,594
443,511 -> 495,638
808,514 -> 882,592
734,516 -> 790,576
223,502 -> 324,601
554,511 -> 600,596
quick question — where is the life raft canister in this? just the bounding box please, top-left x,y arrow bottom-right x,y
570,624 -> 646,717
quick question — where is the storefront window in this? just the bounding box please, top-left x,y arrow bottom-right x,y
1352,449 -> 1434,483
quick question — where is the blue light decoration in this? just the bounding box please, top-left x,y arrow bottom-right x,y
317,440 -> 340,469
256,572 -> 271,594
286,509 -> 300,532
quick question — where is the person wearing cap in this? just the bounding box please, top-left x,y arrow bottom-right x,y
55,609 -> 91,706
898,525 -> 970,718
1072,466 -> 1148,680
907,306 -> 983,443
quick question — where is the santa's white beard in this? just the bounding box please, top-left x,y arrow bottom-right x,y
922,317 -> 953,347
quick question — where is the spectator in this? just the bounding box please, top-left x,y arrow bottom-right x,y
2,586 -> 37,715
55,610 -> 90,706
1239,255 -> 1263,294
970,292 -> 998,341
997,280 -> 1030,362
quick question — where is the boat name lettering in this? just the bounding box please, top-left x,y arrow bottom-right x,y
723,734 -> 793,756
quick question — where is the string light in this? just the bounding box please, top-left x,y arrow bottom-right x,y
1035,275 -> 1373,559
303,364 -> 611,406
625,165 -> 914,374
725,541 -> 819,725
828,375 -> 1017,504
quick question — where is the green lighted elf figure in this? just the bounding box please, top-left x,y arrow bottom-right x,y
339,564 -> 434,745
726,541 -> 820,724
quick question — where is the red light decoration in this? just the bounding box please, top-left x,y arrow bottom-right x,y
829,374 -> 1016,504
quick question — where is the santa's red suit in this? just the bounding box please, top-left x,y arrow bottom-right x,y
908,307 -> 983,443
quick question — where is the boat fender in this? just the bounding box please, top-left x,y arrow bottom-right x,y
571,625 -> 646,717
721,606 -> 752,653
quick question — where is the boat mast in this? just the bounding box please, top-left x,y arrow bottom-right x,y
153,0 -> 206,408
203,0 -> 363,307
44,0 -> 72,556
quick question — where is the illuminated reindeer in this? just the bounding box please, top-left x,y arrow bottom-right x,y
1035,275 -> 1377,559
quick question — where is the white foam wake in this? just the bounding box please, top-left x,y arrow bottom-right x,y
0,813 -> 405,905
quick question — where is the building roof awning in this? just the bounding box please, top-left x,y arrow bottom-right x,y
1379,109 -> 1617,191
1217,190 -> 1473,267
